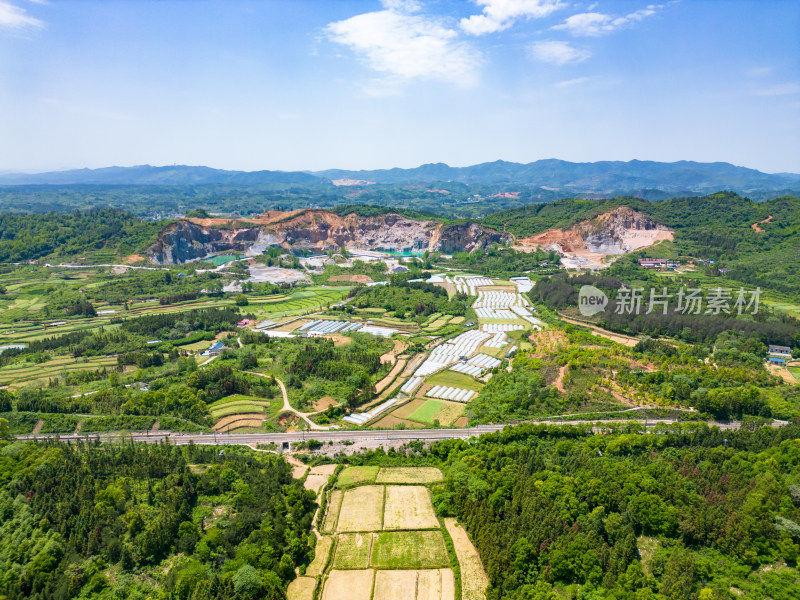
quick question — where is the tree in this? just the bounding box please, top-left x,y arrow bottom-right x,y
232,565 -> 262,598
235,294 -> 249,306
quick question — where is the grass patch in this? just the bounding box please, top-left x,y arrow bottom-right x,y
208,395 -> 281,420
333,533 -> 373,569
425,370 -> 484,392
408,400 -> 465,427
370,531 -> 450,569
336,466 -> 380,489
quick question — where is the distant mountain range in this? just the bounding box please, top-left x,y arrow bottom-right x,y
1,160 -> 799,196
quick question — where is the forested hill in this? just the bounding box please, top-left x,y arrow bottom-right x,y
0,209 -> 165,263
484,193 -> 800,297
4,160 -> 798,192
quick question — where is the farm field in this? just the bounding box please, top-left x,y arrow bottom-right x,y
207,394 -> 281,420
408,399 -> 465,427
336,466 -> 379,488
444,519 -> 489,600
287,577 -> 316,600
370,531 -> 450,569
376,467 -> 443,484
313,467 -> 485,600
306,536 -> 332,577
323,569 -> 374,600
336,485 -> 385,532
0,355 -> 122,389
323,490 -> 343,534
425,370 -> 484,393
333,533 -> 374,569
383,486 -> 440,530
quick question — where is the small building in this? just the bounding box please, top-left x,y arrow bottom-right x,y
639,258 -> 681,270
146,340 -> 162,345
237,319 -> 251,328
768,356 -> 787,366
718,268 -> 731,274
769,345 -> 792,356
202,341 -> 227,356
256,320 -> 276,329
391,265 -> 409,274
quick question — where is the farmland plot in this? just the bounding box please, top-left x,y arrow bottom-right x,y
337,485 -> 384,532
323,569 -> 374,600
444,518 -> 488,600
373,570 -> 417,600
383,486 -> 439,530
376,467 -> 443,484
333,533 -> 374,569
323,490 -> 343,534
306,536 -> 332,577
287,576 -> 316,600
370,531 -> 449,569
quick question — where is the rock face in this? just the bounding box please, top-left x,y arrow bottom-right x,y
147,210 -> 510,264
516,206 -> 673,269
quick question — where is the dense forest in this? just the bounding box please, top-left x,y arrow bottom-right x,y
0,209 -> 164,262
486,193 -> 800,298
533,272 -> 800,349
345,422 -> 800,599
0,441 -> 316,600
350,279 -> 471,321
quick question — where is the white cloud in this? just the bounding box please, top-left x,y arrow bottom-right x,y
746,66 -> 774,78
327,8 -> 480,87
529,41 -> 590,66
461,0 -> 566,36
380,0 -> 422,12
553,4 -> 661,36
0,1 -> 43,29
752,83 -> 800,97
555,76 -> 590,87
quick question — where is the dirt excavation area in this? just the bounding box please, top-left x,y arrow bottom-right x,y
516,206 -> 673,269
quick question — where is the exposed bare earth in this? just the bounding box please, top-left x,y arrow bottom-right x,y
516,207 -> 673,270
212,413 -> 268,432
444,518 -> 489,600
558,314 -> 639,347
375,358 -> 407,393
329,273 -> 374,283
752,215 -> 773,233
150,210 -> 510,264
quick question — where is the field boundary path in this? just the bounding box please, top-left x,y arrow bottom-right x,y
558,313 -> 640,347
245,373 -> 330,431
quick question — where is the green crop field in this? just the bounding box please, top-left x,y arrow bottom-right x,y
370,531 -> 450,569
333,533 -> 373,569
425,370 -> 484,392
208,395 -> 281,420
408,399 -> 466,426
336,466 -> 379,489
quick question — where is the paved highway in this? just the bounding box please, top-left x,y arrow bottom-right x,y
16,418 -> 765,446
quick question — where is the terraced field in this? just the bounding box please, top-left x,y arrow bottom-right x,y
308,466 -> 485,600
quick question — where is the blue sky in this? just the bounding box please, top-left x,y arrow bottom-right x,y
0,0 -> 798,173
